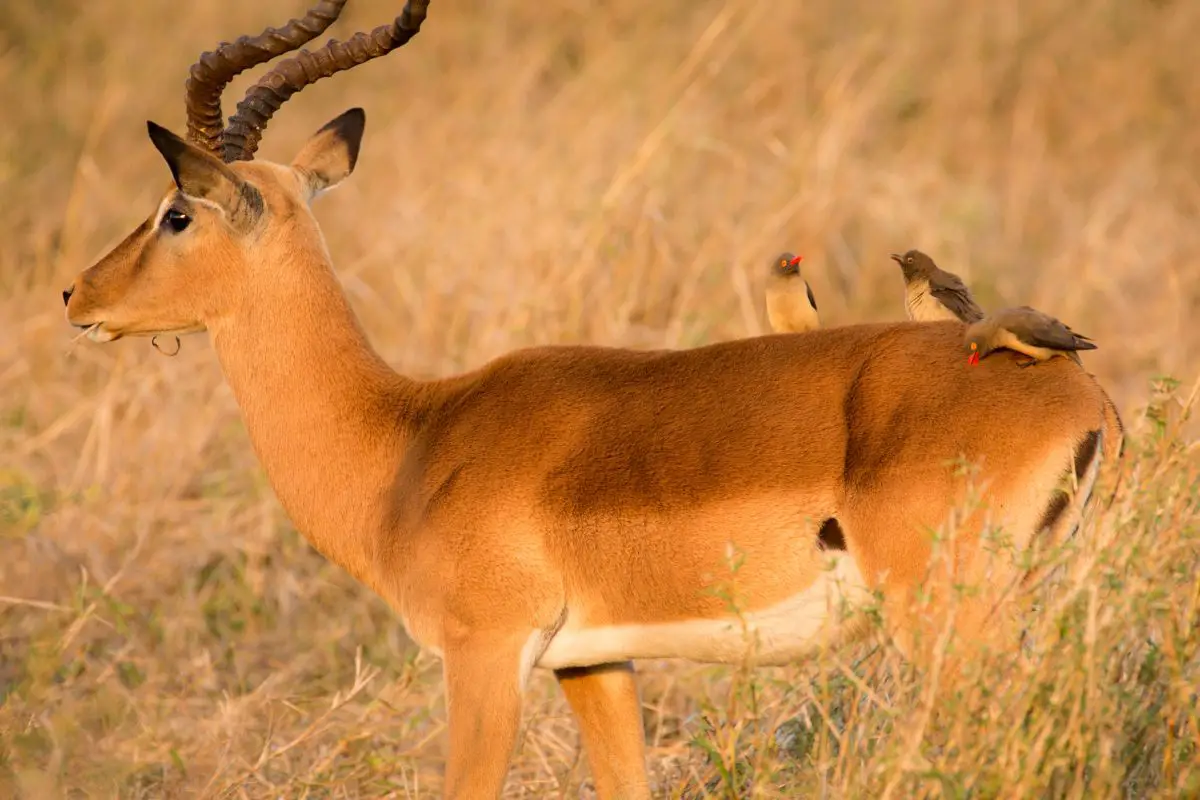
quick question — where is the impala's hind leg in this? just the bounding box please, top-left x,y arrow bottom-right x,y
840,432 -> 1105,671
555,661 -> 651,799
837,493 -> 1019,669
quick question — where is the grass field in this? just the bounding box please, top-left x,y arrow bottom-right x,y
2,0 -> 1199,796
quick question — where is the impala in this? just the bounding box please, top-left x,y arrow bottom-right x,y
62,1 -> 1123,796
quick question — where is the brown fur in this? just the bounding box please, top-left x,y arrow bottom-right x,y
64,114 -> 1122,799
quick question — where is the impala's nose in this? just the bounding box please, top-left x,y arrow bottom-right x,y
62,285 -> 74,306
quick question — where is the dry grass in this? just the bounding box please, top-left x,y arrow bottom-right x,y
2,0 -> 1199,796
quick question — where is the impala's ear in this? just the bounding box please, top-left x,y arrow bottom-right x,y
290,107 -> 366,202
146,121 -> 263,230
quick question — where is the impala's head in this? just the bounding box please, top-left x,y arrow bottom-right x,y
890,249 -> 936,282
771,252 -> 804,278
64,112 -> 365,341
61,0 -> 430,343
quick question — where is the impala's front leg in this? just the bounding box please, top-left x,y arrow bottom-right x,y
555,661 -> 651,799
441,628 -> 536,798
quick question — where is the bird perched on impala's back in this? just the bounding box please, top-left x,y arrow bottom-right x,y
965,306 -> 1097,368
891,249 -> 985,324
765,252 -> 821,334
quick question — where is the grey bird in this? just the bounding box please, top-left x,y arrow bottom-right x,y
965,306 -> 1097,368
765,252 -> 820,334
891,249 -> 985,324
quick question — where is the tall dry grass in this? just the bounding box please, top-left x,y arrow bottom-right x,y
1,0 -> 1198,796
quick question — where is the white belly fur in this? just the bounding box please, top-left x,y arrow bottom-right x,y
766,282 -> 820,334
906,282 -> 959,322
537,551 -> 872,669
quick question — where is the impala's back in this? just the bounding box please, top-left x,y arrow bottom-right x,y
379,319 -> 1115,668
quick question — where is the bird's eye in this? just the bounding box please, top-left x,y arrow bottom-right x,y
161,208 -> 191,233
780,259 -> 788,267
905,256 -> 913,264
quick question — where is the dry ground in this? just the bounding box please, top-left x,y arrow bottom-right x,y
2,0 -> 1199,796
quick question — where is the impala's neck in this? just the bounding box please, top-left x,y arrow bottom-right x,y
208,245 -> 419,590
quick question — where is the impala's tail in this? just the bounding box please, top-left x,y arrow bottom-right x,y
1026,392 -> 1124,586
1097,391 -> 1127,512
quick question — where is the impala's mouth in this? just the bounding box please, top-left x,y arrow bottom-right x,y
70,322 -> 122,343
88,325 -> 122,343
72,321 -> 204,343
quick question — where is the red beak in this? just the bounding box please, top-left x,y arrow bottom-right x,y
788,255 -> 804,266
968,351 -> 980,366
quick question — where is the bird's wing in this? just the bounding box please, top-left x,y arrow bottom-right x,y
928,272 -> 985,323
1019,316 -> 1098,351
1011,306 -> 1096,349
805,281 -> 818,312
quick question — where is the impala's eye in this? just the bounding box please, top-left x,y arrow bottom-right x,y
162,207 -> 191,233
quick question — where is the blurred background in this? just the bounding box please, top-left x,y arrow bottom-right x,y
2,0 -> 1198,796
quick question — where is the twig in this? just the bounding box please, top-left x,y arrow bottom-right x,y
0,595 -> 73,612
